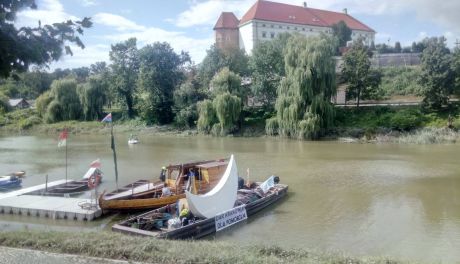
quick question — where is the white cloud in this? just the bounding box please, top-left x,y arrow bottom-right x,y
99,23 -> 213,64
93,13 -> 146,31
16,0 -> 78,27
80,0 -> 97,7
51,44 -> 110,70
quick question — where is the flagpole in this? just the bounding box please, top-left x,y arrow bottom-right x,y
111,121 -> 119,190
65,132 -> 68,185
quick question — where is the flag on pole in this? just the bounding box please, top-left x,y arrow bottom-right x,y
101,113 -> 112,123
58,129 -> 68,147
90,158 -> 101,168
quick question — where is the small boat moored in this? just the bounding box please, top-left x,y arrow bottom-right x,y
0,175 -> 22,191
26,167 -> 103,196
128,134 -> 139,144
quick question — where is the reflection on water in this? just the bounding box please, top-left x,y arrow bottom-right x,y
0,134 -> 459,262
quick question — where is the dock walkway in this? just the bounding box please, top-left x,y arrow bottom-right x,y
0,180 -> 102,221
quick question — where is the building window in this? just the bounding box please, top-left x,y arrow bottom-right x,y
294,27 -> 297,30
302,28 -> 305,31
287,26 -> 290,29
270,32 -> 275,39
270,24 -> 274,28
310,28 -> 313,32
262,32 -> 267,38
262,24 -> 266,27
279,25 -> 282,29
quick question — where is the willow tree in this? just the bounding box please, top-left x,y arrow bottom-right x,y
78,76 -> 108,121
268,34 -> 337,139
197,99 -> 217,133
213,92 -> 241,135
45,79 -> 82,123
197,68 -> 243,136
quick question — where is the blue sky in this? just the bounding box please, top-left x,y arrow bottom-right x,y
15,0 -> 460,70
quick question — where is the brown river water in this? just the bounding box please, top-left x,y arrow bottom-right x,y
0,134 -> 459,262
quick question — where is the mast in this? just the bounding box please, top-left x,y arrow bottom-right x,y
111,121 -> 119,190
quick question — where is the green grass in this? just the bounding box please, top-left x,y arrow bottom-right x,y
0,230 -> 407,264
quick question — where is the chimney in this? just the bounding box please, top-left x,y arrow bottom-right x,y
343,8 -> 348,14
303,2 -> 307,8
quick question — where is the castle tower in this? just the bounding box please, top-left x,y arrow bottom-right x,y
214,12 -> 239,50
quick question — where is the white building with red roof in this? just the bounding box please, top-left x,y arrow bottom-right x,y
214,0 -> 375,54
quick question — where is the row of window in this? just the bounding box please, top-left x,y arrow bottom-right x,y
260,23 -> 331,33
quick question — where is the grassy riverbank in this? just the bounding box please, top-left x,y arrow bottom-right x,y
0,231 -> 405,264
1,106 -> 459,144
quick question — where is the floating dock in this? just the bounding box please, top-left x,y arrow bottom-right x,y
0,180 -> 102,221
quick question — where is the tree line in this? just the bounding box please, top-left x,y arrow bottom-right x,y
1,2 -> 460,140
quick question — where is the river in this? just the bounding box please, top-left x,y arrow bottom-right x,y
0,134 -> 459,262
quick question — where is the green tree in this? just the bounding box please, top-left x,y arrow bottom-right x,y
453,48 -> 460,95
197,45 -> 248,88
210,67 -> 243,98
35,90 -> 53,117
45,79 -> 82,122
173,68 -> 207,128
331,21 -> 352,48
419,37 -> 455,110
268,35 -> 337,139
197,99 -> 217,133
342,39 -> 381,107
0,92 -> 10,113
78,76 -> 108,121
0,0 -> 92,78
213,92 -> 241,135
137,42 -> 190,124
109,38 -> 139,118
394,41 -> 402,53
249,33 -> 290,108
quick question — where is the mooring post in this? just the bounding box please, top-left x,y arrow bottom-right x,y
45,174 -> 48,192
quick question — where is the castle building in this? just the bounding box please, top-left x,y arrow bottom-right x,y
214,0 -> 375,54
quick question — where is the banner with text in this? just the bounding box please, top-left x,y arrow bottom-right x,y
215,205 -> 248,232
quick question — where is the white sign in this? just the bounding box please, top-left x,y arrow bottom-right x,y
215,205 -> 247,232
259,176 -> 275,194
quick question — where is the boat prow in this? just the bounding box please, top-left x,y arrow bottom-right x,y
186,154 -> 238,218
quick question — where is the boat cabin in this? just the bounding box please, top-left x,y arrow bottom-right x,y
164,160 -> 228,195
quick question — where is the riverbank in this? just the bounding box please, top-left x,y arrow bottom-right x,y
0,230 -> 405,264
1,106 -> 459,144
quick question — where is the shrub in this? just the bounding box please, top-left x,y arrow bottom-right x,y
388,109 -> 424,130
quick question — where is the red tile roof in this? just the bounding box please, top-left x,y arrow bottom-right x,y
214,12 -> 239,29
239,0 -> 375,32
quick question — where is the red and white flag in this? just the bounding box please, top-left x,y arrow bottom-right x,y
58,129 -> 68,147
90,158 -> 101,168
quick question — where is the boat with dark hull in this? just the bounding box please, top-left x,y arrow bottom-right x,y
27,168 -> 103,196
112,182 -> 288,239
0,175 -> 22,191
99,158 -> 229,212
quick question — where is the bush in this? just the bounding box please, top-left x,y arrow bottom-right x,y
388,109 -> 424,130
379,66 -> 423,96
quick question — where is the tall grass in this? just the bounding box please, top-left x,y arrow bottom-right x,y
396,128 -> 459,144
0,230 -> 405,264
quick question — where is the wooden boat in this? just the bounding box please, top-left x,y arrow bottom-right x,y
27,167 -> 103,196
0,175 -> 22,190
112,181 -> 288,239
98,158 -> 229,212
9,171 -> 26,178
186,155 -> 238,218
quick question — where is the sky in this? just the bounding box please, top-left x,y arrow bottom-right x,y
15,0 -> 460,70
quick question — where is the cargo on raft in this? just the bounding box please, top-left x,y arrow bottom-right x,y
112,180 -> 288,239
